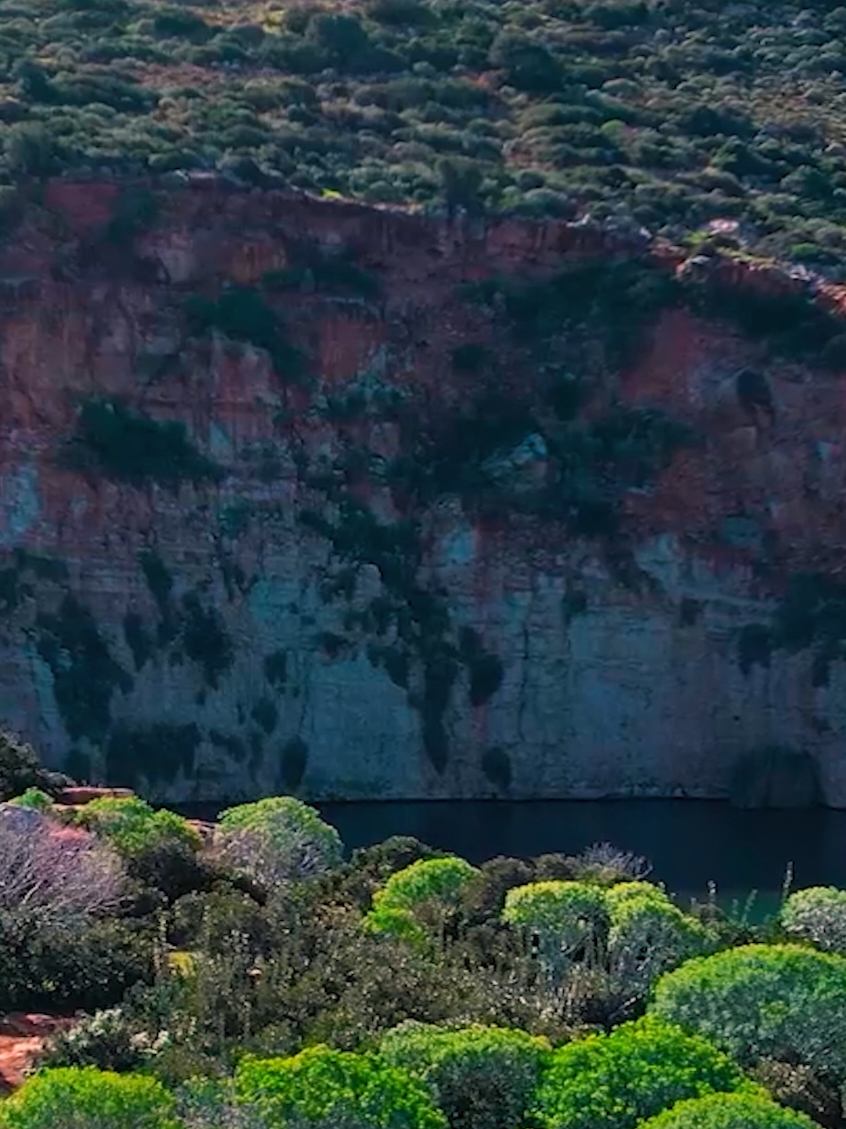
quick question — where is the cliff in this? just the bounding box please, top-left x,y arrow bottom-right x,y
2,177 -> 846,805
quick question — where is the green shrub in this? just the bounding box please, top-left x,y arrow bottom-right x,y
0,1066 -> 182,1129
7,787 -> 55,812
500,879 -> 715,993
233,1045 -> 448,1129
606,886 -> 718,995
63,399 -> 222,490
501,881 -> 609,977
378,1021 -> 551,1129
214,796 -> 344,888
648,944 -> 846,1082
75,796 -> 201,857
0,916 -> 156,1014
528,1015 -> 758,1129
637,1091 -> 818,1129
372,858 -> 481,914
779,887 -> 846,953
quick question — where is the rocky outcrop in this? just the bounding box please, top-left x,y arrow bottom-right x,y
2,180 -> 846,805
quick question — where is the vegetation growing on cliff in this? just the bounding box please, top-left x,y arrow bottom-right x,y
62,399 -> 223,490
0,740 -> 838,1127
5,0 -> 846,269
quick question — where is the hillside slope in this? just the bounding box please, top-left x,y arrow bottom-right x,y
2,0 -> 846,269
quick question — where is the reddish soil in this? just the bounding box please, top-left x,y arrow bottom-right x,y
0,1014 -> 80,1091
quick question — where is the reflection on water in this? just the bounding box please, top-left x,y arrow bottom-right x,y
173,798 -> 846,920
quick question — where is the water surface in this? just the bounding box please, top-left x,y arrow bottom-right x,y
174,798 -> 846,918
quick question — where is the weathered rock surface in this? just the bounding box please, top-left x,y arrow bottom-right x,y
1,180 -> 846,804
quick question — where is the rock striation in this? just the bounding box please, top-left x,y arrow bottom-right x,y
1,179 -> 846,804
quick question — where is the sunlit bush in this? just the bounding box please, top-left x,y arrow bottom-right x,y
649,944 -> 846,1082
74,796 -> 201,858
378,1020 -> 551,1129
233,1045 -> 448,1129
0,1066 -> 182,1129
780,887 -> 846,953
528,1015 -> 759,1129
637,1091 -> 818,1129
212,797 -> 343,888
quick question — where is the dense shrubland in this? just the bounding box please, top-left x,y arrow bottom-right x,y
0,731 -> 846,1126
1,0 -> 846,268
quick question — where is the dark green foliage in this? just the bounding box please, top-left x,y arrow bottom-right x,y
127,839 -> 217,903
737,624 -> 772,676
280,737 -> 308,790
2,0 -> 846,268
481,747 -> 511,791
264,649 -> 288,688
105,186 -> 158,243
105,722 -> 201,789
738,572 -> 846,684
459,629 -> 504,707
185,287 -> 301,379
251,697 -> 278,735
63,398 -> 222,490
0,916 -> 155,1013
124,613 -> 154,671
36,595 -> 132,743
140,551 -> 173,618
180,593 -> 233,689
451,344 -> 490,375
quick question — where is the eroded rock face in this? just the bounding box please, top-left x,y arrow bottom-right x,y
1,180 -> 846,804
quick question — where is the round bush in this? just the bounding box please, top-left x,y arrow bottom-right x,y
75,797 -> 201,857
215,796 -> 343,887
233,1045 -> 448,1129
780,887 -> 846,953
0,1066 -> 182,1129
378,1021 -> 551,1129
637,1091 -> 818,1129
648,944 -> 846,1081
502,880 -> 609,947
372,857 -> 481,914
607,892 -> 717,994
528,1015 -> 757,1129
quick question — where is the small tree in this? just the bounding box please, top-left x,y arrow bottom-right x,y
780,887 -> 846,953
528,1015 -> 759,1129
649,944 -> 846,1083
233,1046 -> 448,1129
637,1091 -> 818,1129
75,797 -> 201,858
365,857 -> 481,946
502,881 -> 610,981
378,1021 -> 551,1129
0,1066 -> 182,1129
212,797 -> 343,888
606,885 -> 717,998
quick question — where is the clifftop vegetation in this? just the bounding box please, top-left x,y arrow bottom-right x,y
4,0 -> 846,271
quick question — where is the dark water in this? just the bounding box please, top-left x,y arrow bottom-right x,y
172,798 -> 846,918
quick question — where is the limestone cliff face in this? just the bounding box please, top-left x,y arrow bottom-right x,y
2,177 -> 846,804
